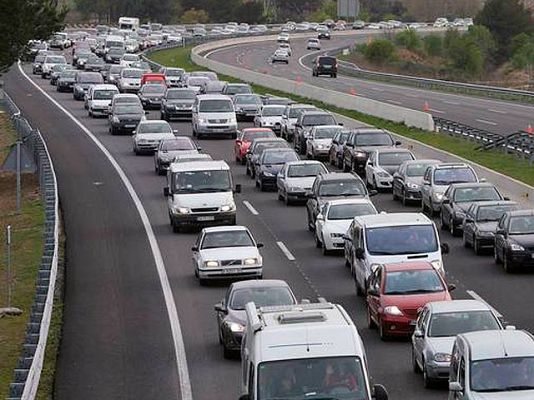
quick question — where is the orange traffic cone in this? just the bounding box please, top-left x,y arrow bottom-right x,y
527,124 -> 533,135
423,101 -> 430,112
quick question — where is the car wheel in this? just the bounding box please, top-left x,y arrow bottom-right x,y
367,305 -> 376,329
423,361 -> 434,389
450,217 -> 459,236
462,232 -> 470,248
223,343 -> 233,359
315,232 -> 322,248
378,319 -> 388,341
503,253 -> 515,273
474,238 -> 482,255
494,247 -> 502,264
412,347 -> 421,373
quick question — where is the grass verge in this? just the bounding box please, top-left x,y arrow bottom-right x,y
148,46 -> 534,187
0,113 -> 45,398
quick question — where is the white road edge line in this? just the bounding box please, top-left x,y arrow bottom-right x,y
488,109 -> 507,115
17,61 -> 193,400
243,200 -> 259,215
476,118 -> 498,126
443,100 -> 460,105
276,241 -> 296,261
429,108 -> 445,114
386,99 -> 402,105
466,290 -> 503,318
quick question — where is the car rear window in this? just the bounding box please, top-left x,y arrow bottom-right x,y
319,57 -> 336,65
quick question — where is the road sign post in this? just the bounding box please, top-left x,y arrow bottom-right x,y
1,225 -> 22,317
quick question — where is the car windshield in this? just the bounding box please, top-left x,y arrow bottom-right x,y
142,85 -> 165,94
288,164 -> 326,177
161,138 -> 195,151
235,95 -> 262,105
173,170 -> 231,193
378,152 -> 414,166
262,106 -> 285,116
433,168 -> 477,185
167,90 -> 196,100
384,269 -> 444,295
94,90 -> 116,100
166,69 -> 184,77
509,216 -> 534,234
315,127 -> 341,139
470,357 -> 534,392
242,131 -> 275,141
355,133 -> 393,146
229,287 -> 295,310
262,151 -> 299,164
46,56 -> 65,63
257,356 -> 370,400
327,203 -> 376,220
453,187 -> 500,203
302,115 -> 336,126
407,162 -> 436,177
60,71 -> 77,78
79,74 -> 103,83
138,123 -> 171,134
123,54 -> 138,61
319,57 -> 336,65
254,142 -> 288,155
318,181 -> 366,197
201,230 -> 254,249
366,225 -> 438,255
115,105 -> 143,115
198,99 -> 233,112
227,85 -> 252,95
428,311 -> 501,337
187,77 -> 208,86
122,69 -> 143,78
476,205 -> 517,222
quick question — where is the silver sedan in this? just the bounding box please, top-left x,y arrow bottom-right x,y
272,49 -> 289,64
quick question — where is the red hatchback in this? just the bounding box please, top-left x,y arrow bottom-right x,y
366,262 -> 454,340
234,128 -> 276,164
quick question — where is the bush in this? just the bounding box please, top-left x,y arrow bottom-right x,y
180,8 -> 210,24
512,41 -> 534,70
447,36 -> 484,77
423,35 -> 443,57
395,29 -> 421,51
363,39 -> 396,64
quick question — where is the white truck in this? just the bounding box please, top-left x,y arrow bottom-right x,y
118,17 -> 140,31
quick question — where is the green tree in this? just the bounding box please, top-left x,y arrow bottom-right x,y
447,36 -> 484,77
510,33 -> 533,56
466,25 -> 496,61
512,41 -> 534,79
475,0 -> 533,61
0,0 -> 67,72
423,35 -> 443,57
308,0 -> 336,21
180,8 -> 210,24
395,29 -> 421,51
364,39 -> 396,64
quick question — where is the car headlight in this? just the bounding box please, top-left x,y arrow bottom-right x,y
354,151 -> 367,157
406,182 -> 420,190
330,232 -> 344,238
204,260 -> 220,268
434,353 -> 451,363
228,322 -> 245,333
262,171 -> 275,177
315,144 -> 325,150
377,171 -> 390,178
430,260 -> 443,273
229,116 -> 237,124
433,192 -> 444,201
510,243 -> 525,251
288,186 -> 302,192
172,206 -> 190,214
243,257 -> 258,266
220,203 -> 235,212
112,116 -> 120,124
383,306 -> 403,316
198,118 -> 208,124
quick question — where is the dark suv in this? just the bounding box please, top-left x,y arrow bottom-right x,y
342,129 -> 399,175
305,172 -> 372,231
312,56 -> 337,78
294,110 -> 338,155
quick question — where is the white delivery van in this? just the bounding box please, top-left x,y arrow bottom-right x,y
192,94 -> 238,139
164,160 -> 241,232
346,213 -> 449,295
240,301 -> 389,400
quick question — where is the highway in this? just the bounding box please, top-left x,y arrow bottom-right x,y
206,34 -> 534,136
4,42 -> 534,400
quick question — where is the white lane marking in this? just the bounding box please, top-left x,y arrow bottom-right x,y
488,109 -> 507,114
386,99 -> 402,105
476,118 -> 498,126
371,87 -> 385,92
243,200 -> 259,215
276,241 -> 296,261
466,290 -> 503,318
18,62 -> 192,400
443,100 -> 460,105
429,108 -> 445,114
406,93 -> 418,97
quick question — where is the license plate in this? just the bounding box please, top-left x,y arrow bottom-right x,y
324,65 -> 332,69
197,216 -> 215,221
124,124 -> 136,128
213,128 -> 225,132
224,268 -> 240,274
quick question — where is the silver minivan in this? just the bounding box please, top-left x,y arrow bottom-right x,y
191,94 -> 238,139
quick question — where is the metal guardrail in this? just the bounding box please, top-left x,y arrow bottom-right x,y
433,116 -> 504,144
338,60 -> 534,104
1,90 -> 60,400
481,130 -> 534,163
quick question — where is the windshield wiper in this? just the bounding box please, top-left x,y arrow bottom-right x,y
499,385 -> 534,391
401,289 -> 442,294
194,188 -> 229,193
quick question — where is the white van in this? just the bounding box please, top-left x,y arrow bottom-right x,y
105,35 -> 125,54
192,94 -> 238,139
240,301 -> 389,400
346,213 -> 449,295
164,160 -> 241,232
85,84 -> 119,117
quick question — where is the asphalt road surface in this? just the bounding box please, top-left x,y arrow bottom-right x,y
206,35 -> 534,136
4,55 -> 534,400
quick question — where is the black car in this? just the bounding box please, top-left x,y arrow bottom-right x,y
293,111 -> 337,155
73,72 -> 104,100
328,130 -> 351,168
256,148 -> 299,191
342,129 -> 399,175
106,65 -> 125,85
84,55 -> 105,72
440,182 -> 507,236
306,172 -> 372,231
246,138 -> 289,178
494,210 -> 534,273
138,84 -> 166,109
312,56 -> 337,77
106,48 -> 126,64
160,88 -> 197,120
56,70 -> 77,92
317,28 -> 331,40
392,159 -> 441,205
463,201 -> 519,254
214,280 -> 297,358
108,104 -> 146,135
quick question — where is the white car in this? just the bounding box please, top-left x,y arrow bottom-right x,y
365,148 -> 416,190
192,226 -> 263,284
132,120 -> 176,155
315,199 -> 378,254
41,54 -> 67,78
305,125 -> 343,160
120,53 -> 140,67
118,68 -> 144,93
86,84 -> 119,117
277,33 -> 290,43
307,38 -> 321,50
271,49 -> 289,64
254,105 -> 286,133
278,43 -> 292,56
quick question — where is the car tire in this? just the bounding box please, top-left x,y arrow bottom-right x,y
494,247 -> 502,264
367,305 -> 376,329
503,253 -> 515,273
450,217 -> 459,237
378,319 -> 388,341
315,232 -> 322,248
423,361 -> 434,389
474,238 -> 482,255
412,347 -> 421,373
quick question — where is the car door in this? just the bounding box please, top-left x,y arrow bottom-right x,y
393,163 -> 405,197
421,167 -> 432,208
277,164 -> 287,193
365,152 -> 377,185
366,266 -> 382,323
413,307 -> 430,366
343,133 -> 354,166
344,220 -> 355,266
463,205 -> 476,241
353,225 -> 367,288
494,214 -> 508,259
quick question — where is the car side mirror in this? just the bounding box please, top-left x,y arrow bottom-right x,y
496,228 -> 506,236
448,283 -> 457,292
449,382 -> 463,393
234,184 -> 242,193
440,243 -> 450,254
191,246 -> 198,252
369,190 -> 378,197
355,247 -> 365,260
442,198 -> 450,204
163,186 -> 170,196
479,178 -> 487,183
373,384 -> 388,400
395,140 -> 402,146
316,214 -> 324,221
338,122 -> 344,126
367,287 -> 379,297
256,243 -> 264,248
413,328 -> 424,338
214,302 -> 226,313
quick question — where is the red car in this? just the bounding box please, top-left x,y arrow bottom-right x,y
366,262 -> 454,340
234,128 -> 276,164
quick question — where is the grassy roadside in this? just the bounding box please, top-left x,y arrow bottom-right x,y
149,46 -> 534,187
0,113 -> 45,398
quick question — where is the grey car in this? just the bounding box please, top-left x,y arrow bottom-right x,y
392,159 -> 441,205
222,83 -> 252,98
246,138 -> 290,179
305,125 -> 343,160
233,94 -> 263,121
412,300 -> 504,388
160,88 -> 197,121
138,84 -> 166,110
294,111 -> 338,155
214,279 -> 297,358
277,160 -> 328,205
272,48 -> 290,64
56,70 -> 77,92
106,65 -> 125,85
109,103 -> 146,135
154,137 -> 199,175
84,55 -> 105,72
73,72 -> 104,100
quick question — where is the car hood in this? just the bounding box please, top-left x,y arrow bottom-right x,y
260,116 -> 283,123
261,164 -> 284,174
172,191 -> 233,208
59,77 -> 75,83
226,309 -> 247,326
199,246 -> 259,260
324,219 -> 352,233
432,185 -> 448,194
509,234 -> 534,247
475,221 -> 499,232
468,391 -> 534,400
381,292 -> 450,314
426,336 -> 456,355
136,132 -> 175,141
167,99 -> 194,106
158,149 -> 197,160
380,165 -> 399,175
116,113 -> 144,120
286,176 -> 316,189
311,139 -> 333,146
406,176 -> 424,186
